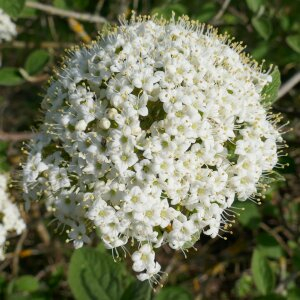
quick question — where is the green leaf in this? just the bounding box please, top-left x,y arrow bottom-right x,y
292,252 -> 300,271
235,201 -> 261,229
251,249 -> 275,295
288,287 -> 300,300
252,17 -> 272,40
0,141 -> 9,172
68,247 -> 127,300
121,281 -> 151,300
24,50 -> 50,76
155,287 -> 192,300
182,230 -> 200,249
151,4 -> 187,18
7,276 -> 39,294
20,0 -> 38,17
196,3 -> 217,22
286,35 -> 300,53
0,67 -> 24,86
256,233 -> 283,258
0,0 -> 25,18
234,274 -> 253,298
246,0 -> 265,12
53,0 -> 68,9
261,67 -> 281,107
255,295 -> 285,300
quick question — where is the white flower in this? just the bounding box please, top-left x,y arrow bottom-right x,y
0,174 -> 26,260
0,9 -> 17,43
22,14 -> 283,282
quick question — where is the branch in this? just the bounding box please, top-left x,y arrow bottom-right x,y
19,68 -> 49,83
12,230 -> 28,276
26,1 -> 108,24
260,223 -> 292,257
0,41 -> 74,49
277,71 -> 300,100
0,131 -> 35,142
155,251 -> 179,292
213,0 -> 231,21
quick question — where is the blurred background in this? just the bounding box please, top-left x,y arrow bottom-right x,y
0,0 -> 299,299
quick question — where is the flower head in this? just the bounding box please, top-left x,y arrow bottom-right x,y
22,14 -> 283,282
0,174 -> 26,260
0,9 -> 17,43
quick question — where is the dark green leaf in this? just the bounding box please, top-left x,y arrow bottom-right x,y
251,249 -> 275,295
261,67 -> 281,107
196,3 -> 217,22
292,252 -> 300,271
155,287 -> 193,300
121,281 -> 151,300
246,0 -> 265,12
286,35 -> 300,53
24,50 -> 50,75
0,141 -> 9,172
252,17 -> 272,40
288,287 -> 300,300
256,233 -> 283,258
68,247 -> 127,300
235,201 -> 261,229
0,67 -> 24,86
53,0 -> 68,9
255,294 -> 285,300
0,0 -> 25,18
252,42 -> 270,60
151,4 -> 187,18
19,0 -> 37,17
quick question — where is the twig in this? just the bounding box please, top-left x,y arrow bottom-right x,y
26,1 -> 108,24
0,41 -> 74,49
12,229 -> 28,276
213,0 -> 231,21
277,71 -> 300,100
155,251 -> 179,293
0,131 -> 35,141
214,0 -> 248,23
19,68 -> 49,83
259,223 -> 292,257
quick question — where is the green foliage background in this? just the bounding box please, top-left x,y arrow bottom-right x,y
0,0 -> 299,299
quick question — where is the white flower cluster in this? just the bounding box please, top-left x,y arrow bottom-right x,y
0,9 -> 17,43
0,174 -> 26,260
22,15 -> 283,282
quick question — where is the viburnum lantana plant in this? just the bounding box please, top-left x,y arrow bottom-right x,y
22,14 -> 285,283
0,8 -> 17,43
0,174 -> 25,260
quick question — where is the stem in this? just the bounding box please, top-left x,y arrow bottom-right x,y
26,1 -> 107,24
0,131 -> 35,141
213,0 -> 231,21
277,71 -> 300,100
